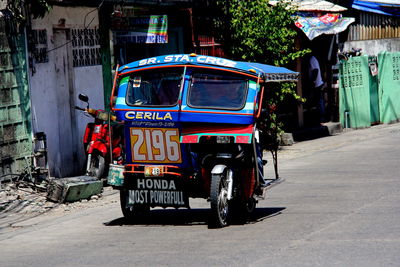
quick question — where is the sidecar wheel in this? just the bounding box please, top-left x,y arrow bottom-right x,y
89,154 -> 105,178
230,197 -> 257,224
120,189 -> 150,222
244,197 -> 257,214
209,171 -> 230,228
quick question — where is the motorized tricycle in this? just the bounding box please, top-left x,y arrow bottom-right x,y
108,54 -> 298,227
75,94 -> 123,178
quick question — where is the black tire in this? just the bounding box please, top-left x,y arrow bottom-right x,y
244,197 -> 257,214
120,189 -> 150,221
230,197 -> 257,224
88,154 -> 105,179
209,170 -> 230,228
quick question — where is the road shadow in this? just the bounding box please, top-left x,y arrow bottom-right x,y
246,207 -> 286,224
104,207 -> 285,227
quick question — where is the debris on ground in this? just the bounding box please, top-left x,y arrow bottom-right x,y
0,179 -> 117,230
46,176 -> 103,203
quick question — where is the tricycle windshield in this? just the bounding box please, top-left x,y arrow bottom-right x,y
188,70 -> 248,110
126,67 -> 183,106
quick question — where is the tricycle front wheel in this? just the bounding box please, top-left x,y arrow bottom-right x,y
209,171 -> 230,228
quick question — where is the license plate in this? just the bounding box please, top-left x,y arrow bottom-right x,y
130,127 -> 182,164
144,166 -> 164,177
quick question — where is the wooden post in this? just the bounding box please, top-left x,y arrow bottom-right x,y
99,4 -> 113,112
295,37 -> 304,128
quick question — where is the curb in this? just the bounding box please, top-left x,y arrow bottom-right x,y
282,122 -> 343,145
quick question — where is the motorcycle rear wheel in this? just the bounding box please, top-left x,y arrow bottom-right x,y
120,189 -> 150,222
88,154 -> 105,179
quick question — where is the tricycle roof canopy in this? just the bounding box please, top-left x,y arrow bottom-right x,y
118,54 -> 299,82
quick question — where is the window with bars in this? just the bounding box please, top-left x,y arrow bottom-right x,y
71,28 -> 101,67
393,56 -> 400,81
342,61 -> 364,88
31,29 -> 48,63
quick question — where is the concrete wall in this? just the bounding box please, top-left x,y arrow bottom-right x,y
0,0 -> 7,10
30,6 -> 104,177
344,38 -> 400,57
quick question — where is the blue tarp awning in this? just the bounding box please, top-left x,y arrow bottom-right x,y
352,0 -> 400,17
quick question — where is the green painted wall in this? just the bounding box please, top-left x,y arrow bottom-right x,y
0,17 -> 32,176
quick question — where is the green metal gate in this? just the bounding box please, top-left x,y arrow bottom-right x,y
339,56 -> 372,129
378,51 -> 400,124
0,16 -> 32,177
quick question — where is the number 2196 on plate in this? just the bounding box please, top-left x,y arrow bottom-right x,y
130,127 -> 182,163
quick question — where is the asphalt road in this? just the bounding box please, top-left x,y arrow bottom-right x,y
1,123 -> 400,267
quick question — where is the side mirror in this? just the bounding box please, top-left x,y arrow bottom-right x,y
78,94 -> 89,103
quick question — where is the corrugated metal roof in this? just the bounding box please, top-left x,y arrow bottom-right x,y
270,0 -> 347,12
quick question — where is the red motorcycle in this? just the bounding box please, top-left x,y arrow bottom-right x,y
75,94 -> 123,178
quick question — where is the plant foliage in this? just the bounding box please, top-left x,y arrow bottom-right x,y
214,0 -> 310,132
7,0 -> 52,22
213,0 -> 310,177
215,0 -> 308,65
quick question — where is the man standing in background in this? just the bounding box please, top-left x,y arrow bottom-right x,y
308,54 -> 326,124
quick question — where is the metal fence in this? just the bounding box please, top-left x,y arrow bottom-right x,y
348,11 -> 400,41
